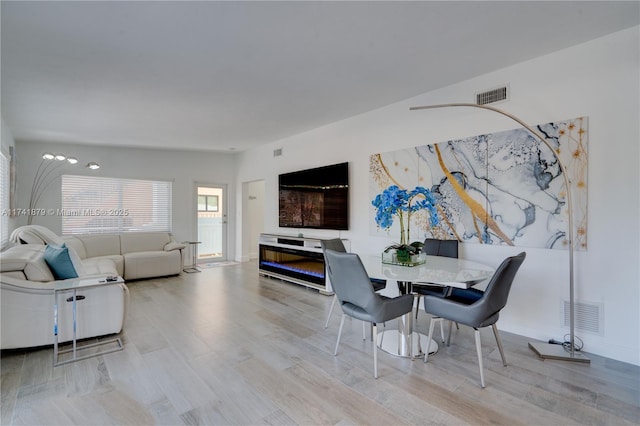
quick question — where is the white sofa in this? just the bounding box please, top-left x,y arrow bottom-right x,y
1,244 -> 128,350
0,226 -> 185,350
9,225 -> 186,280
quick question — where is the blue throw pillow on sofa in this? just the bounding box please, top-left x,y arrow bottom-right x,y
44,243 -> 79,280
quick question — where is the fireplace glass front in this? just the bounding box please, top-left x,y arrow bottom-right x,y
259,244 -> 325,286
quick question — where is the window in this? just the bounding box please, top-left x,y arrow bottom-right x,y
61,175 -> 172,234
0,152 -> 9,246
198,194 -> 219,212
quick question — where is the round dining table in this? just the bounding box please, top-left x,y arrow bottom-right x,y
359,254 -> 495,358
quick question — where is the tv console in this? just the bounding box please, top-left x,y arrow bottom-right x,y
258,233 -> 349,295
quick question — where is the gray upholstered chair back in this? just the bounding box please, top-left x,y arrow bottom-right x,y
477,251 -> 526,319
324,249 -> 376,307
324,249 -> 395,323
423,238 -> 458,258
449,251 -> 526,328
414,238 -> 459,303
320,238 -> 347,254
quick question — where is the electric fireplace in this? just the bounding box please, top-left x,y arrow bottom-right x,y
259,244 -> 325,287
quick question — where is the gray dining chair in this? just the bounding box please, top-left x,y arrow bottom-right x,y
414,238 -> 459,300
423,251 -> 526,388
413,238 -> 459,341
324,249 -> 414,378
321,239 -> 386,330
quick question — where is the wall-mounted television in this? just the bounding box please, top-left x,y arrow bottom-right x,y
279,162 -> 349,230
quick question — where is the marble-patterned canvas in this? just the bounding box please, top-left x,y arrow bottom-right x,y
370,117 -> 587,250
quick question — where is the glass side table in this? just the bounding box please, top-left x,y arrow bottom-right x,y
53,276 -> 125,366
182,241 -> 202,273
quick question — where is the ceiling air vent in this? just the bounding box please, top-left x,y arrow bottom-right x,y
476,85 -> 509,105
273,148 -> 283,157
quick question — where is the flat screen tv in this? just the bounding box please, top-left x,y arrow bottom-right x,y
279,162 -> 349,230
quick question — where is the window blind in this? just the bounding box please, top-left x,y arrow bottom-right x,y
0,152 -> 9,246
61,175 -> 172,235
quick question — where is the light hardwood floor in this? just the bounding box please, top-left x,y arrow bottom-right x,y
2,261 -> 639,425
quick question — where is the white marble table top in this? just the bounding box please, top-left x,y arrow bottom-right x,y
359,255 -> 494,289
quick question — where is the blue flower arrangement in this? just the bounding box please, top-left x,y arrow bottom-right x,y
372,185 -> 439,260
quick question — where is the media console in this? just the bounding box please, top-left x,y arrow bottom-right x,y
258,233 -> 349,295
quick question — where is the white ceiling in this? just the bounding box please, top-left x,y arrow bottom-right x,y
2,1 -> 638,153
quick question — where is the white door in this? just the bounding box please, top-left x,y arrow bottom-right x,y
196,184 -> 227,262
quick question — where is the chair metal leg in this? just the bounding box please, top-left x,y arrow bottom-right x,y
373,323 -> 378,378
423,317 -> 439,363
492,323 -> 507,366
439,320 -> 445,344
324,295 -> 337,328
446,320 -> 453,346
334,314 -> 346,356
362,321 -> 366,340
474,328 -> 485,388
446,321 -> 460,346
414,295 -> 422,320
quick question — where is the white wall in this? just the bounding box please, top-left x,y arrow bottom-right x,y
235,27 -> 640,365
14,141 -> 238,257
1,117 -> 15,160
1,117 -> 19,241
245,180 -> 265,260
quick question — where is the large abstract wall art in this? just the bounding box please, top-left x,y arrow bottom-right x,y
369,117 -> 588,250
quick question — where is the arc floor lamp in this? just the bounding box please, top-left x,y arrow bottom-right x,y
28,152 -> 100,225
409,102 -> 589,363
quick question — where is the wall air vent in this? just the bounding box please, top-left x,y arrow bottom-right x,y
563,300 -> 604,335
476,85 -> 509,105
273,148 -> 283,157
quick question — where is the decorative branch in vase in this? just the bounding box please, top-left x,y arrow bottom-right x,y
372,185 -> 439,265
